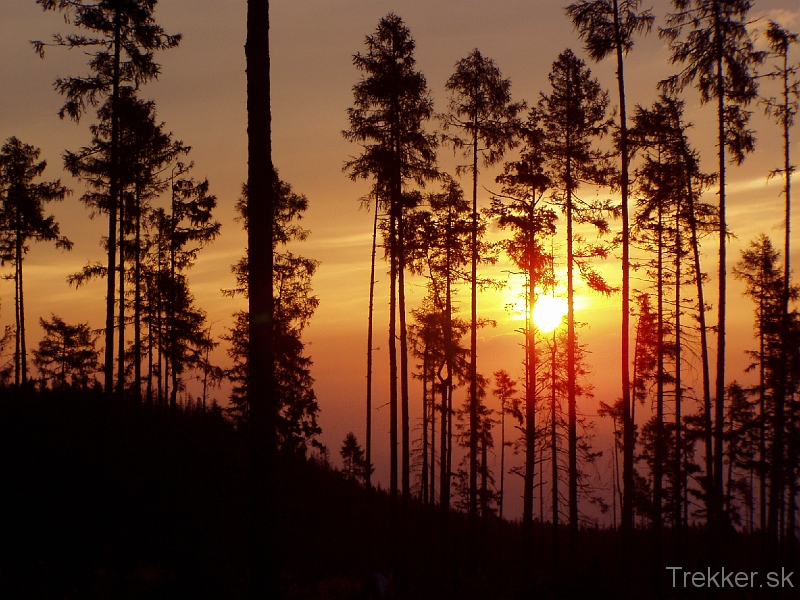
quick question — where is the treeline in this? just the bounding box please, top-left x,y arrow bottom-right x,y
0,1 -> 322,456
342,0 -> 800,555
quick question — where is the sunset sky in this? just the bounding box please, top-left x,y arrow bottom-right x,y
1,0 -> 798,522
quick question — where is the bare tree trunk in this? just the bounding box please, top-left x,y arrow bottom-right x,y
655,185 -> 665,535
430,372 -> 436,504
18,245 -> 27,386
366,194 -> 378,493
551,328 -> 559,547
422,345 -> 429,504
714,20 -> 727,533
104,6 -> 121,397
523,273 -> 536,537
567,162 -> 578,546
13,241 -> 20,387
246,0 -> 278,596
134,179 -> 142,403
682,144 -> 714,531
399,210 -> 411,499
675,196 -> 683,534
612,0 -> 634,542
439,380 -> 448,510
388,210 -> 398,499
118,187 -> 126,396
469,121 -> 479,522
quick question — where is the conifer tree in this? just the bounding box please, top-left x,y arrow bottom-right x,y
538,48 -> 614,541
734,235 -> 797,537
0,138 -> 71,386
33,315 -> 99,390
566,0 -> 653,539
341,432 -> 369,483
490,113 -> 557,533
763,21 -> 798,542
245,1 -> 277,591
442,49 -> 521,518
344,13 -> 438,499
406,176 -> 472,511
661,0 -> 765,528
65,92 -> 187,399
630,94 -> 719,530
223,173 -> 321,455
34,0 -> 180,396
492,370 -> 520,521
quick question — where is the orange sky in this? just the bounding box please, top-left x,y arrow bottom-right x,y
1,0 -> 799,523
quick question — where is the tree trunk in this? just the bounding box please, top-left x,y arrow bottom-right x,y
675,192 -> 683,534
523,267 -> 536,537
134,176 -> 142,403
399,210 -> 411,499
422,343 -> 429,504
366,194 -> 378,493
713,12 -> 727,533
388,210 -> 398,499
551,328 -> 559,545
612,0 -> 635,542
104,6 -> 121,397
118,185 -> 126,396
469,120 -> 479,522
654,187 -> 665,535
246,0 -> 278,596
567,157 -> 578,545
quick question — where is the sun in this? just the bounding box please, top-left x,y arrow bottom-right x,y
533,295 -> 568,333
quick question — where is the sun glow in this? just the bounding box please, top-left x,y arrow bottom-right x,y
533,295 -> 568,333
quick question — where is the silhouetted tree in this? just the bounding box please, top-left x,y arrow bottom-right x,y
0,137 -> 71,386
341,432 -> 370,483
661,0 -> 765,528
566,0 -> 654,541
34,314 -> 99,390
344,13 -> 438,499
454,373 -> 498,518
65,92 -> 188,399
763,21 -> 799,544
34,0 -> 180,396
722,381 -> 759,527
734,235 -> 797,539
245,0 -> 277,594
406,176 -> 472,511
442,49 -> 521,518
490,114 -> 557,534
223,173 -> 321,456
492,369 -> 520,521
630,94 -> 719,530
538,48 -> 614,541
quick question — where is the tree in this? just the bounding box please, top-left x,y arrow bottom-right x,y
566,0 -> 653,540
490,113 -> 557,534
343,13 -> 438,499
630,93 -> 719,531
733,235 -> 796,539
64,91 -> 188,400
661,0 -> 765,529
35,0 -> 180,396
492,370 -> 520,521
245,0 -> 277,595
34,315 -> 99,390
538,48 -> 614,541
762,20 -> 799,544
406,176 -> 473,511
223,173 -> 321,456
0,137 -> 71,386
442,49 -> 521,519
341,432 -> 371,484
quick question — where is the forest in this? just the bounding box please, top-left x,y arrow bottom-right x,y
1,0 -> 800,598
